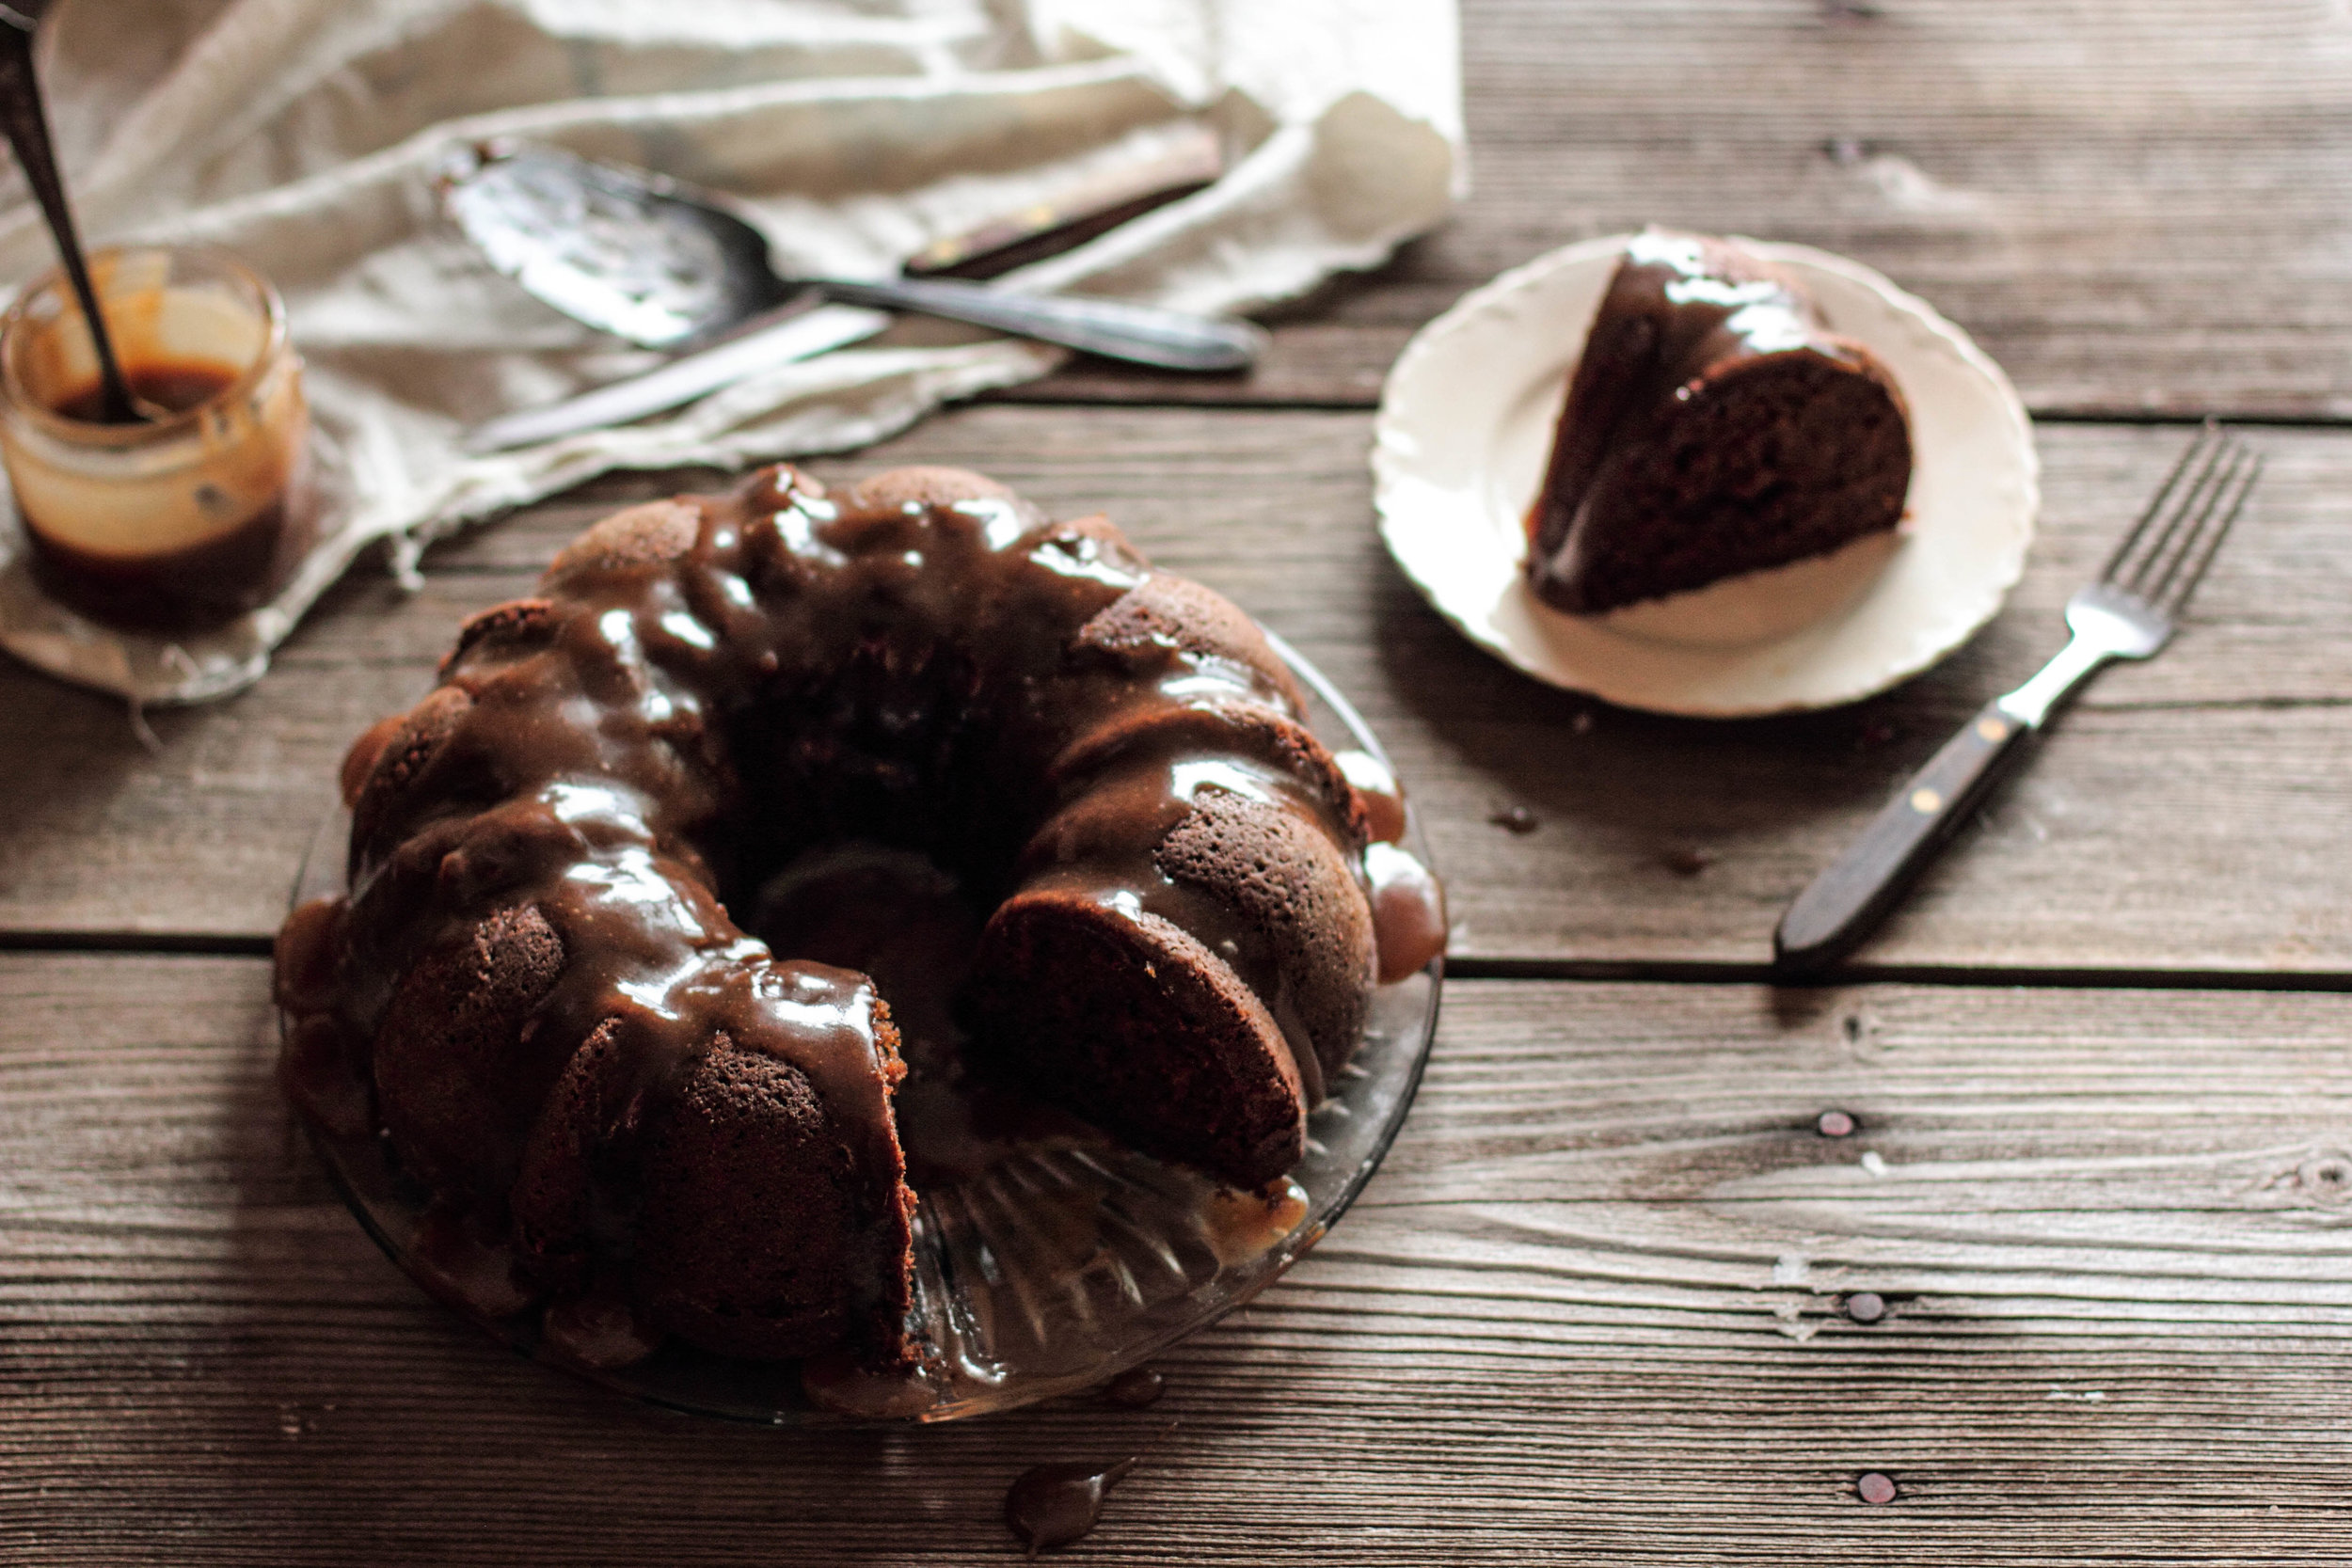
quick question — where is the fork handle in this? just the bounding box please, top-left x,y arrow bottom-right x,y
1776,620 -> 2128,973
1773,698 -> 2042,974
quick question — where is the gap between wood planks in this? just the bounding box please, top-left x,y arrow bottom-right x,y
8,927 -> 2352,997
990,376 -> 2352,425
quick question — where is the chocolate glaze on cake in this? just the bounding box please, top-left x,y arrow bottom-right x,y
1524,231 -> 1913,615
275,464 -> 1442,1371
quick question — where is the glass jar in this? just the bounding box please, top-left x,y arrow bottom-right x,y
0,245 -> 313,631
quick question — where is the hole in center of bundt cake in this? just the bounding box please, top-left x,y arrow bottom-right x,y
739,838 -> 1101,1185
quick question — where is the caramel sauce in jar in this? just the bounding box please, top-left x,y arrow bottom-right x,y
0,247 -> 314,632
53,359 -> 239,424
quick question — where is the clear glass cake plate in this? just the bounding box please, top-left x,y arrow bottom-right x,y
280,632 -> 1441,1423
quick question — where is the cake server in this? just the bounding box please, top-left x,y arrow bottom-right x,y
1774,423 -> 2260,974
441,143 -> 1262,360
451,140 -> 1256,451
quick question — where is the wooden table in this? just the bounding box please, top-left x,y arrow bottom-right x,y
8,4 -> 2352,1561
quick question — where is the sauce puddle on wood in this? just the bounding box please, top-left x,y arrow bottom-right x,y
1004,1421 -> 1177,1554
1004,1455 -> 1140,1555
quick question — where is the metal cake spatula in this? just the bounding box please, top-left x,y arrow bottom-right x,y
440,143 -> 1264,369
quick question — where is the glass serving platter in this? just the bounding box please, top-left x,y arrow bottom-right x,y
281,632 -> 1441,1424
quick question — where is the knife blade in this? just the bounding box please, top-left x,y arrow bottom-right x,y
463,301 -> 889,453
468,303 -> 889,455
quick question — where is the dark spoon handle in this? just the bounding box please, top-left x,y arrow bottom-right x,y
0,10 -> 135,422
1773,699 -> 2039,974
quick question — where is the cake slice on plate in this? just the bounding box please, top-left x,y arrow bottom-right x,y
1523,230 -> 1914,616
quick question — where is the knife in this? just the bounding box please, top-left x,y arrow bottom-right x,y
463,300 -> 889,453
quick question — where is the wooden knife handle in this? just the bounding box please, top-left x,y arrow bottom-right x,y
1773,700 -> 2037,974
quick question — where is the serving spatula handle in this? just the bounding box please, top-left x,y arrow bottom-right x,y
1773,697 -> 2038,974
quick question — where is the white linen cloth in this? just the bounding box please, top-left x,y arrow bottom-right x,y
0,0 -> 1463,703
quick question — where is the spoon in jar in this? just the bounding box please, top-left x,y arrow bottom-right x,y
0,2 -> 155,424
440,142 -> 1266,372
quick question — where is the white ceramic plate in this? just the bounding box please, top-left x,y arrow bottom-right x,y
1372,234 -> 2039,716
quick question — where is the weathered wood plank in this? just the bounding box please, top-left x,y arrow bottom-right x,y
1004,0 -> 2352,416
0,408 -> 2343,974
9,957 -> 2352,1564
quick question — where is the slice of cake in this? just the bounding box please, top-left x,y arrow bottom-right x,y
1523,230 -> 1914,616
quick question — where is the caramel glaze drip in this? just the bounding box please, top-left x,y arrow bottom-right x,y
1365,844 -> 1447,983
318,464 -> 1436,1346
1524,230 -> 1875,599
1332,747 -> 1443,980
1101,1365 -> 1167,1409
1005,1455 -> 1141,1555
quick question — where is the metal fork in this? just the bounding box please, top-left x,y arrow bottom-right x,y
1774,423 -> 2262,974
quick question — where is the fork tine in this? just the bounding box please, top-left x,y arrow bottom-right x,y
2138,436 -> 2243,600
2103,421 -> 2219,585
2114,426 -> 2234,595
2157,448 -> 2260,615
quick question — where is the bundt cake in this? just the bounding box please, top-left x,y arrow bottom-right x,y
273,463 -> 1444,1374
1524,230 -> 1914,615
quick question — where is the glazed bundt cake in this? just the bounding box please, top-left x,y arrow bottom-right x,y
273,464 -> 1443,1372
1524,230 -> 1914,614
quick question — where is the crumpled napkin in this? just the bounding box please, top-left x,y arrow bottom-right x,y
0,0 -> 1464,704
